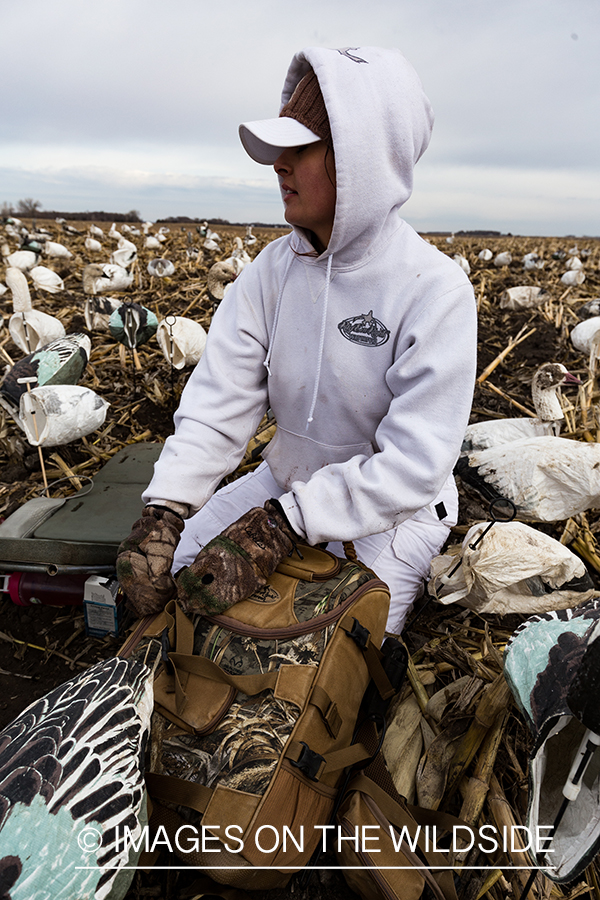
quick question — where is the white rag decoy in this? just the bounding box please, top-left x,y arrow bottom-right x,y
29,266 -> 64,294
83,263 -> 133,294
111,236 -> 137,268
461,363 -> 581,455
456,436 -> 600,523
566,256 -> 584,271
494,251 -> 512,267
522,252 -> 544,271
156,316 -> 207,369
577,299 -> 600,320
453,254 -> 470,275
478,248 -> 493,261
89,224 -> 104,238
570,317 -> 600,372
43,241 -> 72,259
9,310 -> 66,353
144,235 -> 162,250
500,286 -> 550,310
85,237 -> 103,253
561,269 -> 585,286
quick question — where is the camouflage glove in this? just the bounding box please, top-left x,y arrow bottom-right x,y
117,505 -> 185,616
176,499 -> 300,615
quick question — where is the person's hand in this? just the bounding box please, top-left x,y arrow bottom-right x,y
116,505 -> 185,616
176,499 -> 299,615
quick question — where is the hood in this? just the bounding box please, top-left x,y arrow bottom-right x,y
279,46 -> 434,266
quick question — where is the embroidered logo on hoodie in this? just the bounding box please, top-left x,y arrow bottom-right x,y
336,48 -> 368,64
338,311 -> 390,346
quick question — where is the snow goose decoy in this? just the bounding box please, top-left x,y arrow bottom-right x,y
156,315 -> 207,369
6,267 -> 33,312
2,244 -> 40,272
561,268 -> 585,286
456,435 -> 600,523
110,236 -> 137,268
85,237 -> 103,253
478,248 -> 493,261
84,296 -> 123,331
0,652 -> 157,900
29,266 -> 64,294
244,224 -> 257,246
9,310 -> 66,354
89,224 -> 104,238
494,251 -> 512,267
461,363 -> 581,455
109,302 -> 158,351
500,286 -> 551,310
83,263 -> 133,295
577,299 -> 600,320
43,240 -> 72,260
522,252 -> 544,271
147,258 -> 175,278
207,259 -> 238,308
452,254 -> 470,275
20,384 -> 109,446
0,333 -> 91,421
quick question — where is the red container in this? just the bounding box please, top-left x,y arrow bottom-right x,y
5,572 -> 88,607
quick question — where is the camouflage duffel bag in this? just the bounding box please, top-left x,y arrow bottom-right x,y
129,543 -> 392,889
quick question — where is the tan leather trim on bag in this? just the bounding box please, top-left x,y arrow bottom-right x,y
275,544 -> 341,581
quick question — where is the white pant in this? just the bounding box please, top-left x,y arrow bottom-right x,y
173,462 -> 458,634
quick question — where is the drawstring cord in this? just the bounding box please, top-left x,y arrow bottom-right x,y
263,249 -> 294,377
306,253 -> 333,429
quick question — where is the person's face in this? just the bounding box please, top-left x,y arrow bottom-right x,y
273,140 -> 336,252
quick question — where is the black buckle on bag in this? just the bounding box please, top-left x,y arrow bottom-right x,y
345,617 -> 370,650
289,742 -> 325,781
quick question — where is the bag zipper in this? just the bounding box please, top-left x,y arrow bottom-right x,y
203,579 -> 388,640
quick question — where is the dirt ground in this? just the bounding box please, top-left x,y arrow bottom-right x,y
1,222 -> 599,898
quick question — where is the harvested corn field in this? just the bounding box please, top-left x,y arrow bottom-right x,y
1,220 -> 600,899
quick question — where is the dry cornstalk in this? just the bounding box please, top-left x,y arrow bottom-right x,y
458,708 -> 509,829
480,381 -> 536,417
477,326 -> 537,385
444,674 -> 512,800
48,452 -> 84,491
487,773 -> 551,897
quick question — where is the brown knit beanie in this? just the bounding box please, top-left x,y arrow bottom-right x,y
280,70 -> 331,145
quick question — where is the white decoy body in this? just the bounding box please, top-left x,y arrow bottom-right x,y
494,251 -> 512,267
83,263 -> 133,294
456,435 -> 600,523
500,286 -> 550,310
9,310 -> 66,353
478,248 -> 493,261
144,235 -> 162,250
147,258 -> 175,277
43,241 -> 72,259
156,316 -> 207,369
89,224 -> 104,238
461,363 -> 581,455
3,246 -> 39,272
29,266 -> 64,294
85,237 -> 103,253
453,254 -> 470,275
207,260 -> 238,306
522,252 -> 544,270
561,269 -> 586,286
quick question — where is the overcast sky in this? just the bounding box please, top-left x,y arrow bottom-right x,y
1,0 -> 598,235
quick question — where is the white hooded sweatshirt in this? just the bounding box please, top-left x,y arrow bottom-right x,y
143,46 -> 477,546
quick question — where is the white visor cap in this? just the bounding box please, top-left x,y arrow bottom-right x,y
239,117 -> 322,165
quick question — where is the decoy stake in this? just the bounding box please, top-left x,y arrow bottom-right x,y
17,376 -> 48,491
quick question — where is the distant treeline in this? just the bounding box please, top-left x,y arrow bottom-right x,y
156,216 -> 288,228
19,210 -> 143,223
